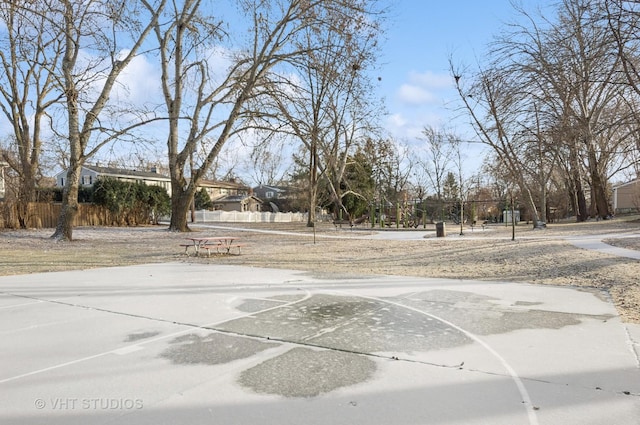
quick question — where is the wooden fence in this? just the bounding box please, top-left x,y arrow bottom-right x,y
0,202 -> 114,229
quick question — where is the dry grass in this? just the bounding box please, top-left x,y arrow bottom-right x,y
1,217 -> 639,323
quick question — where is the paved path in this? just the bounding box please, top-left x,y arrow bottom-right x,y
1,260 -> 639,424
563,233 -> 640,260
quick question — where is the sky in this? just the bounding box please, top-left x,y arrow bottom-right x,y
376,0 -> 525,170
0,0 -> 529,181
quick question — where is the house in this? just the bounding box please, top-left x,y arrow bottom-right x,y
55,164 -> 172,196
55,165 -> 263,212
252,184 -> 292,212
612,179 -> 640,213
253,184 -> 287,200
212,194 -> 263,212
198,178 -> 249,201
198,178 -> 263,212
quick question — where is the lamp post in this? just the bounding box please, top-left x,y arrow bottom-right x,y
459,199 -> 464,236
510,191 -> 516,241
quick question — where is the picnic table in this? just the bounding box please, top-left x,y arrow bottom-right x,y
180,236 -> 244,256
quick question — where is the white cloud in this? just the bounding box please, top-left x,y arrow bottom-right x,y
387,113 -> 408,128
394,70 -> 453,107
407,70 -> 452,89
113,54 -> 162,106
385,109 -> 453,141
396,84 -> 435,105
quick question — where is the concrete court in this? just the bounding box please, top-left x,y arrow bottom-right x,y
1,262 -> 639,425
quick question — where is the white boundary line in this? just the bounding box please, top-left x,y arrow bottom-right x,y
0,291 -> 312,384
330,289 -> 539,425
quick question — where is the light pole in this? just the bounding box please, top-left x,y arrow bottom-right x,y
459,199 -> 464,236
510,191 -> 516,241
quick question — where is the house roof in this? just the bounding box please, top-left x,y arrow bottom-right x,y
83,165 -> 170,180
200,179 -> 249,190
254,184 -> 287,192
612,179 -> 640,190
214,195 -> 262,203
56,164 -> 171,181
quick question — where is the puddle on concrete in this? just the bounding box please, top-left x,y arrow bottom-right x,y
238,347 -> 376,398
158,289 -> 612,398
218,294 -> 472,353
160,332 -> 279,365
124,331 -> 161,342
405,290 -> 613,335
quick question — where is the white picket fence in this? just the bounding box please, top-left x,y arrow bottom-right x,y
194,210 -> 307,223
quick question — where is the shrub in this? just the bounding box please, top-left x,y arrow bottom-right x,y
92,178 -> 170,225
194,188 -> 213,210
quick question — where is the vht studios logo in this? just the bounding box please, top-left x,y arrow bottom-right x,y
35,398 -> 143,410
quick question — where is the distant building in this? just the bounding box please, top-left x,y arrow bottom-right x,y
199,179 -> 249,201
55,164 -> 171,196
612,179 -> 640,213
212,194 -> 263,212
198,179 -> 263,212
252,184 -> 291,212
54,165 -> 264,212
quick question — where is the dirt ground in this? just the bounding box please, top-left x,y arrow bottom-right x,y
1,217 -> 639,323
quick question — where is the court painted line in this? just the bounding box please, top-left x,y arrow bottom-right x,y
332,290 -> 539,425
113,345 -> 145,355
0,290 -> 312,384
0,300 -> 43,310
0,319 -> 81,336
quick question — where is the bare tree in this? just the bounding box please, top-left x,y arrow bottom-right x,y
451,138 -> 469,234
419,125 -> 456,220
452,64 -> 548,226
0,2 -> 63,227
50,0 -> 167,240
244,135 -> 288,186
231,0 -> 383,226
453,0 -> 632,224
149,0 -> 384,231
606,0 -> 640,98
605,0 -> 640,179
319,96 -> 381,222
551,0 -> 627,219
364,137 -> 413,215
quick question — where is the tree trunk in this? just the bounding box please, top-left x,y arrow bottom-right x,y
51,164 -> 80,241
15,155 -> 38,228
588,150 -> 611,219
520,183 -> 542,226
168,185 -> 193,232
539,182 -> 547,227
568,143 -> 589,222
575,180 -> 589,222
